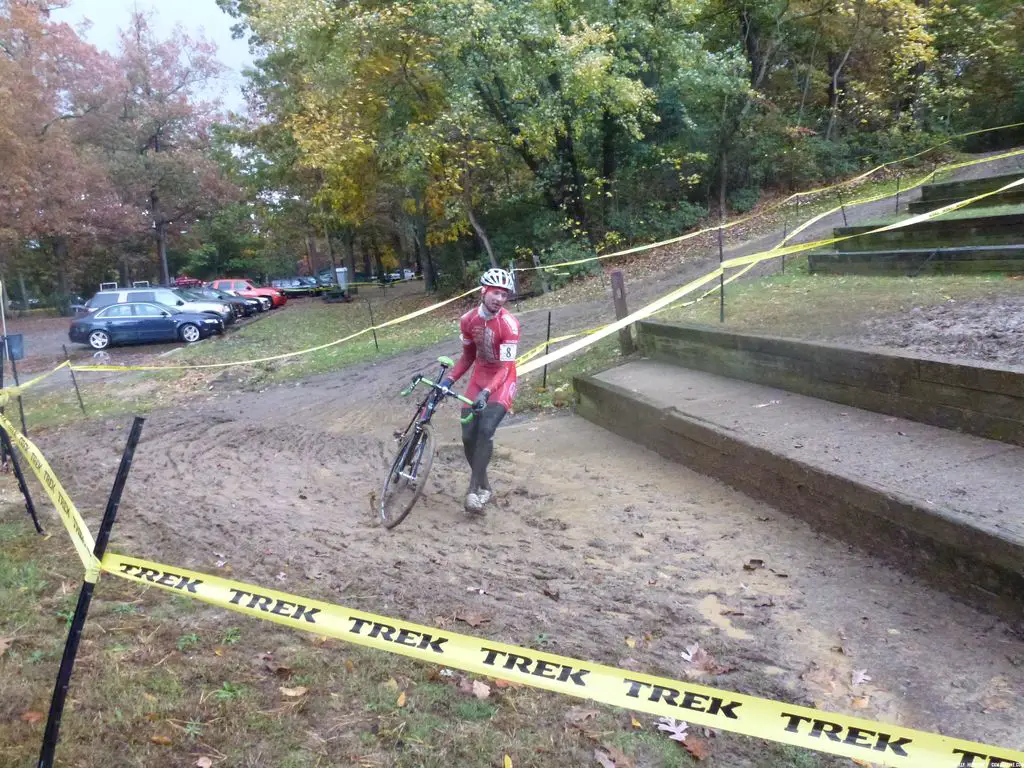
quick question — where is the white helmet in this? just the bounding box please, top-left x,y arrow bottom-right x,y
480,267 -> 514,291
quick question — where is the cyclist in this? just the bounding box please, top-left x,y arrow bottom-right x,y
440,267 -> 520,513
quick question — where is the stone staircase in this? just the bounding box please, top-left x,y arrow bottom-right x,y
574,321 -> 1024,619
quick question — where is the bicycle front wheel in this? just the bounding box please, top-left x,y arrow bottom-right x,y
380,424 -> 435,529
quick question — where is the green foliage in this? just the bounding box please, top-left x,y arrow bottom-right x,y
3,0 -> 1023,298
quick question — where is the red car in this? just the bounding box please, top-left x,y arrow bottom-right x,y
208,279 -> 287,308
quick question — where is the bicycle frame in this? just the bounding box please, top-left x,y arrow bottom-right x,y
396,357 -> 475,443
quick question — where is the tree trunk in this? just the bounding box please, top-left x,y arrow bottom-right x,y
719,150 -> 728,218
53,236 -> 70,296
325,229 -> 337,270
151,190 -> 170,285
342,228 -> 357,293
18,272 -> 29,318
825,1 -> 862,142
360,237 -> 372,278
466,199 -> 498,269
156,222 -> 169,286
370,237 -> 385,281
601,110 -> 617,228
797,23 -> 821,127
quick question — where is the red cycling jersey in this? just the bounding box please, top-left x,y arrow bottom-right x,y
450,305 -> 520,409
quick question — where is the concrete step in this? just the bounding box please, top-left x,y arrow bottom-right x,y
575,360 -> 1024,619
807,244 -> 1024,276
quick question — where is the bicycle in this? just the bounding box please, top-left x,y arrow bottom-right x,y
379,355 -> 476,529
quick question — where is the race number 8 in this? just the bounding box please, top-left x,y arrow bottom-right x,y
499,343 -> 517,361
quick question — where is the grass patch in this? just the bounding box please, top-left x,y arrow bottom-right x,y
17,288 -> 470,433
656,259 -> 1024,339
853,200 -> 1024,229
516,335 -> 626,413
174,288 -> 462,386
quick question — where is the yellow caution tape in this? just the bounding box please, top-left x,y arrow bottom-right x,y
100,551 -> 1024,767
69,288 -> 476,373
0,360 -> 71,396
515,132 -> 1024,274
722,175 -> 1024,271
518,268 -> 724,375
0,412 -> 99,579
518,173 -> 1024,374
516,329 -> 605,368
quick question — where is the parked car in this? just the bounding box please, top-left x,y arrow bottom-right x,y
188,286 -> 262,316
271,278 -> 315,298
208,278 -> 287,308
84,287 -> 235,326
69,302 -> 223,349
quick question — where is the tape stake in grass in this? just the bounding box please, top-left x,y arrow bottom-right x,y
0,425 -> 41,534
37,417 -> 145,768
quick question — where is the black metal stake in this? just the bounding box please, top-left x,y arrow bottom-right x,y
895,174 -> 902,213
0,354 -> 7,466
541,311 -> 552,389
367,299 -> 380,353
781,218 -> 788,274
38,416 -> 146,768
9,353 -> 26,437
718,221 -> 725,323
837,191 -> 848,226
0,427 -> 42,533
62,345 -> 86,415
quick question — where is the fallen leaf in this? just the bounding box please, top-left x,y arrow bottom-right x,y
384,677 -> 400,691
471,680 -> 491,699
851,669 -> 872,687
143,693 -> 157,703
630,716 -> 642,729
503,756 -> 513,768
20,711 -> 45,724
680,643 -> 732,676
565,707 -> 600,727
0,637 -> 12,656
214,648 -> 224,657
679,737 -> 712,761
344,659 -> 355,674
851,695 -> 871,709
265,661 -> 293,678
455,611 -> 491,628
625,637 -> 636,649
196,758 -> 213,768
743,559 -> 765,571
150,735 -> 172,746
279,686 -> 308,698
656,716 -> 689,742
494,678 -> 522,689
596,744 -> 634,768
542,586 -> 560,601
397,691 -> 407,708
683,736 -> 712,760
801,664 -> 842,694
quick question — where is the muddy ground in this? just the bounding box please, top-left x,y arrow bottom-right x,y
825,294 -> 1024,369
32,336 -> 1024,764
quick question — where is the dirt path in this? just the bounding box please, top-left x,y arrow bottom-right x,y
33,342 -> 1024,762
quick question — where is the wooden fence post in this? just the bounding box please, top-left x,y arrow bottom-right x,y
610,269 -> 634,355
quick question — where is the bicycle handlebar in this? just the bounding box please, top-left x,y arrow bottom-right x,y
400,375 -> 477,423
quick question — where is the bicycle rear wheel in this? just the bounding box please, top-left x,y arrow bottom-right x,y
380,424 -> 435,529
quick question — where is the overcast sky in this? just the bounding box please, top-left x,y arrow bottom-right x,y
51,0 -> 254,114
